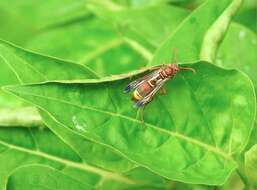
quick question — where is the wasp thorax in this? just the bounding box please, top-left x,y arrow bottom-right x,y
165,64 -> 179,76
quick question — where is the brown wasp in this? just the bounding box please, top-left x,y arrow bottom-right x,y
124,52 -> 195,122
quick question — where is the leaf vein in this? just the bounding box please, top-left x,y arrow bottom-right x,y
0,139 -> 136,184
14,90 -> 232,160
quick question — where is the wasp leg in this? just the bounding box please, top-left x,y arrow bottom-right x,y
140,97 -> 155,124
160,87 -> 166,96
140,105 -> 146,124
180,67 -> 196,74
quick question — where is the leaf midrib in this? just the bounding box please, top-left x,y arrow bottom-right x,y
9,89 -> 233,160
78,38 -> 123,65
0,139 -> 136,185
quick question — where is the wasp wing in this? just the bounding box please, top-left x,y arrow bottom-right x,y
124,69 -> 160,93
134,78 -> 168,108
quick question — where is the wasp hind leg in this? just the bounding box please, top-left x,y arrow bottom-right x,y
160,87 -> 166,96
140,105 -> 146,124
139,98 -> 154,125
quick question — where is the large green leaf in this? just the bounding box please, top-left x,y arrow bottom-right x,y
0,37 -> 172,185
0,100 -> 169,189
217,22 -> 257,88
0,40 -> 139,174
4,62 -> 256,184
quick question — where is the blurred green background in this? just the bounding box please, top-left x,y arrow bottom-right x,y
0,0 -> 256,190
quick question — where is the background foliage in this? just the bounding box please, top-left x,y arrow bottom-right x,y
0,0 -> 256,190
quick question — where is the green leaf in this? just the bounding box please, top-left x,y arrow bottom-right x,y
217,22 -> 257,88
0,40 -> 96,84
27,19 -> 123,63
39,110 -> 136,172
0,127 -> 97,189
0,36 -> 112,128
0,0 -> 90,45
150,0 -> 243,65
39,108 -> 171,188
86,4 -> 189,47
4,62 -> 256,185
245,144 -> 257,188
0,39 -> 97,113
12,166 -> 168,190
7,165 -> 92,190
0,90 -> 25,108
26,18 -> 148,76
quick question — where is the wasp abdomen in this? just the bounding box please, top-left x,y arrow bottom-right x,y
132,90 -> 142,101
132,82 -> 153,101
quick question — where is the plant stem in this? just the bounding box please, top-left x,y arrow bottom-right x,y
0,107 -> 43,127
236,156 -> 251,190
200,0 -> 243,62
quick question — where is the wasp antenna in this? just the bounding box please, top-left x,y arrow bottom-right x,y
172,48 -> 178,64
180,67 -> 196,74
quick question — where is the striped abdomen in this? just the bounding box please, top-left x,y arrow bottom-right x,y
132,81 -> 154,101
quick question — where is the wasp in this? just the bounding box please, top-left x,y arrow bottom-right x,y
124,54 -> 195,123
